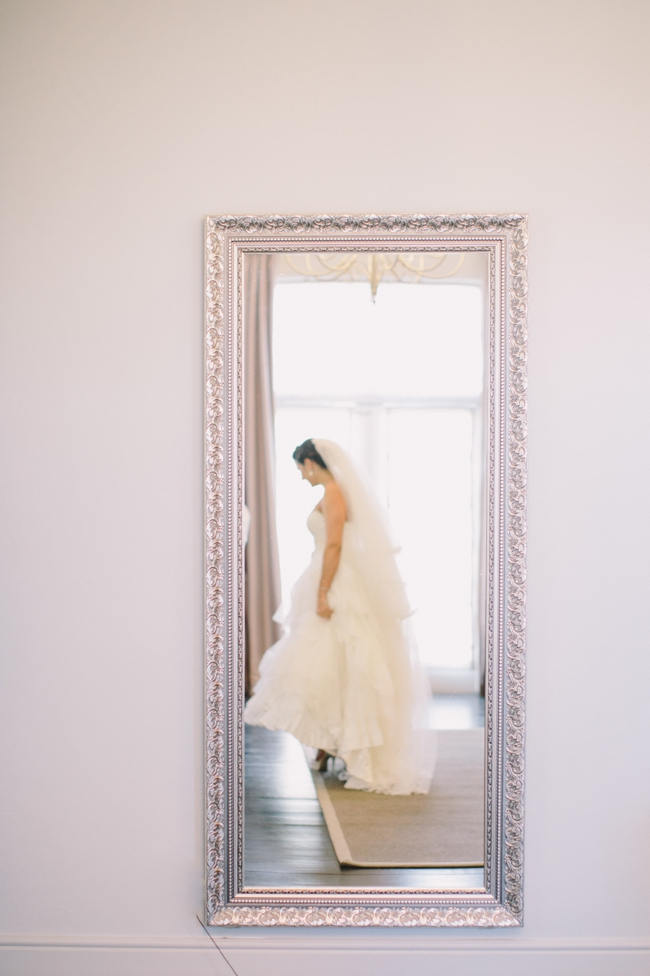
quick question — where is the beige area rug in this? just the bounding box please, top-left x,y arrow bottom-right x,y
310,729 -> 484,868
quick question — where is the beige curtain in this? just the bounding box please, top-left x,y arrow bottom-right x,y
478,435 -> 487,698
244,254 -> 281,694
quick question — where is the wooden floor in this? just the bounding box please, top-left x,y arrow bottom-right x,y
244,694 -> 485,889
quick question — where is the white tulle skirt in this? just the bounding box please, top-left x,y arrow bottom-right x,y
244,513 -> 435,794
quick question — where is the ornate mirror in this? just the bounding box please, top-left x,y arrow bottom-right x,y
204,214 -> 527,927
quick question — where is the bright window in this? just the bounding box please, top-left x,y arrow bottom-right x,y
272,280 -> 483,673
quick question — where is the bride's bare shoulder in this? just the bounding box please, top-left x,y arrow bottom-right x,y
324,480 -> 346,516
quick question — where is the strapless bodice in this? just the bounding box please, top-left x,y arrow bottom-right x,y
307,508 -> 326,547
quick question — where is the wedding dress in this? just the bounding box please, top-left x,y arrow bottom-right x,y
244,440 -> 435,795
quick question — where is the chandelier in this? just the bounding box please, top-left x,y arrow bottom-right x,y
282,251 -> 465,302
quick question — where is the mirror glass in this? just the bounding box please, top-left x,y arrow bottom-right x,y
243,249 -> 488,889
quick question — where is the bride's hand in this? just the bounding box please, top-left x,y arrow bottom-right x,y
317,593 -> 333,619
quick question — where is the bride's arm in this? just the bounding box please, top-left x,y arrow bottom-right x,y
317,484 -> 346,618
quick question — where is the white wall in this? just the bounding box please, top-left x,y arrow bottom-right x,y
1,1 -> 649,973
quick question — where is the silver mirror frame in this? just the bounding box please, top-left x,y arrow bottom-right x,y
204,214 -> 527,927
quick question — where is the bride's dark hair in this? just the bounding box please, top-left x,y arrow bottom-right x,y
292,438 -> 328,470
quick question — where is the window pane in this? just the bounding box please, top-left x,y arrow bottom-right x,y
388,410 -> 476,670
273,281 -> 483,399
272,405 -> 478,673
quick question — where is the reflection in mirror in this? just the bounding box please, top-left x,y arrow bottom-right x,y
243,251 -> 488,889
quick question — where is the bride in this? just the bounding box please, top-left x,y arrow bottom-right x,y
244,438 -> 435,795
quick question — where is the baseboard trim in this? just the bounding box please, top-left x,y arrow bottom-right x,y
1,934 -> 649,953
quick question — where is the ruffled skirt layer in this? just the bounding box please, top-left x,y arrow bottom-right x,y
244,548 -> 433,795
